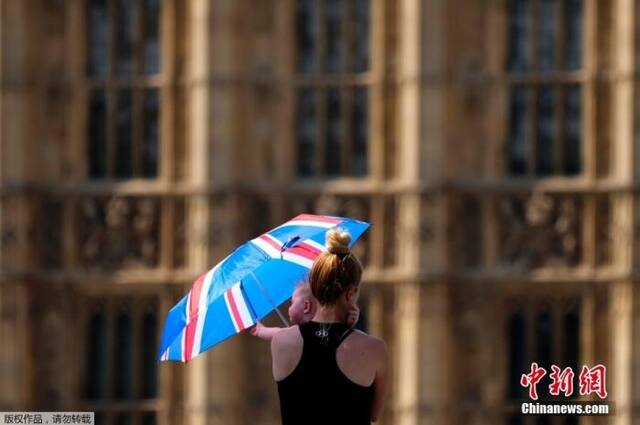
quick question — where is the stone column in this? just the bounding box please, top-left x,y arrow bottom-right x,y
182,1 -> 212,424
393,1 -> 422,424
632,284 -> 640,425
184,1 -> 247,424
0,0 -> 35,410
610,2 -> 635,423
610,282 -> 632,425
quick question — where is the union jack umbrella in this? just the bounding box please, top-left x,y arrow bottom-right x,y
158,214 -> 370,362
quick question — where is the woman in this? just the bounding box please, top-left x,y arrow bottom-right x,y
271,228 -> 388,424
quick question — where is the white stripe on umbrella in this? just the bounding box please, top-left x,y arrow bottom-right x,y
191,267 -> 216,359
180,324 -> 186,362
251,236 -> 281,258
281,252 -> 314,269
231,284 -> 254,328
224,283 -> 255,332
276,219 -> 337,229
301,239 -> 327,253
252,235 -> 328,269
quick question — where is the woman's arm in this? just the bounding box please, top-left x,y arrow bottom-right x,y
370,339 -> 388,422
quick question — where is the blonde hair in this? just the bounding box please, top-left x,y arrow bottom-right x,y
293,282 -> 313,300
309,228 -> 363,305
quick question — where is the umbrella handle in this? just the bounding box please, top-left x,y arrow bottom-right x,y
273,307 -> 291,327
249,271 -> 290,327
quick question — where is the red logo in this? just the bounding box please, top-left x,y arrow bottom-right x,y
520,362 -> 547,400
579,364 -> 608,399
520,363 -> 607,400
549,365 -> 575,397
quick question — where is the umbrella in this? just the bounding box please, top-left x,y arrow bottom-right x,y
158,213 -> 370,362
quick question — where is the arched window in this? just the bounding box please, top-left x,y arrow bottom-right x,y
86,0 -> 162,180
505,0 -> 584,177
294,0 -> 371,177
83,297 -> 161,425
506,297 -> 582,425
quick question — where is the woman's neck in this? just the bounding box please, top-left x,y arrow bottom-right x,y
313,303 -> 348,323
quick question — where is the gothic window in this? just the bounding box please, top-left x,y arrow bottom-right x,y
505,0 -> 584,177
71,0 -> 188,274
83,297 -> 161,425
506,297 -> 582,425
294,0 -> 371,177
86,0 -> 162,180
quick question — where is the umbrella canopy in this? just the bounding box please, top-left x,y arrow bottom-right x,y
158,214 -> 370,362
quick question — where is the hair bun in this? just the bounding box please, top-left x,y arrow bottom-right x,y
326,228 -> 351,255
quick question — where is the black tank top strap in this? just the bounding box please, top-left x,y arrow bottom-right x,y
338,327 -> 355,344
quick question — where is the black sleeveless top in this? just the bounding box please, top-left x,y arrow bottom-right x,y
276,321 -> 374,425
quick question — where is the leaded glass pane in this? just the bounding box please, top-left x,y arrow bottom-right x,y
507,0 -> 529,71
143,0 -> 162,74
564,308 -> 580,384
507,87 -> 528,176
116,90 -> 133,178
536,0 -> 556,71
564,0 -> 583,70
141,414 -> 156,425
536,86 -> 555,176
115,415 -> 131,425
296,88 -> 317,176
141,311 -> 158,398
94,414 -> 105,425
325,88 -> 342,175
296,0 -> 316,74
537,415 -> 552,425
352,0 -> 370,72
563,85 -> 582,175
508,311 -> 526,399
114,312 -> 133,399
88,90 -> 107,179
535,310 -> 553,368
352,87 -> 368,176
324,0 -> 343,73
565,415 -> 579,425
85,312 -> 107,400
510,416 -> 524,425
115,0 -> 136,77
142,90 -> 159,177
87,0 -> 109,78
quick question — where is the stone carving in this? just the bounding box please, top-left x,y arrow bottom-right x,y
498,192 -> 581,270
173,199 -> 187,269
79,196 -> 159,269
451,195 -> 482,268
595,196 -> 612,266
37,199 -> 63,269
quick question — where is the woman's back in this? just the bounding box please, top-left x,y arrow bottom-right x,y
272,322 -> 386,425
272,227 -> 388,423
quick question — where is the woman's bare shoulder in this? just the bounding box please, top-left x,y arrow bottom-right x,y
349,330 -> 387,353
271,325 -> 302,351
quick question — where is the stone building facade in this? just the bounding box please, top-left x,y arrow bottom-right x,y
1,1 -> 639,424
